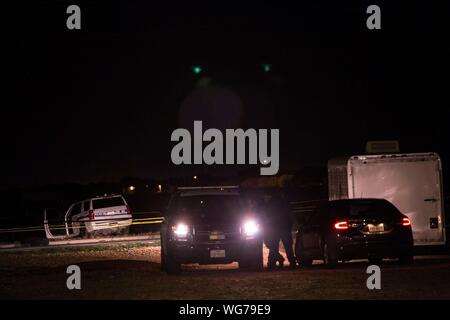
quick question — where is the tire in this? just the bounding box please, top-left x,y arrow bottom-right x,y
323,239 -> 339,268
121,226 -> 130,235
298,255 -> 313,267
76,222 -> 87,238
296,248 -> 313,267
248,248 -> 263,272
295,238 -> 313,268
115,226 -> 129,236
160,246 -> 167,272
161,243 -> 181,275
238,258 -> 248,270
239,243 -> 263,272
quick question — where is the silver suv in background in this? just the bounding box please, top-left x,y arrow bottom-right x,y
65,194 -> 132,237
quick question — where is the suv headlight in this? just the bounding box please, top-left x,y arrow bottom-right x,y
172,223 -> 189,237
243,220 -> 259,237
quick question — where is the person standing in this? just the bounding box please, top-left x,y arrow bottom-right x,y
263,191 -> 297,269
276,192 -> 297,269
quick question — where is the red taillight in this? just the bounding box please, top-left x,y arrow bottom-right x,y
126,206 -> 132,215
89,209 -> 95,220
402,217 -> 411,226
334,221 -> 348,230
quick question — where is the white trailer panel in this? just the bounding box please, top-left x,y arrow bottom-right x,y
329,153 -> 445,246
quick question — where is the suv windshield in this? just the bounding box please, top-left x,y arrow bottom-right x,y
173,195 -> 243,223
93,197 -> 125,209
331,200 -> 401,219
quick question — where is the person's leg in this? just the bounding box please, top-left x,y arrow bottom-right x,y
265,235 -> 279,269
272,252 -> 285,268
281,231 -> 296,266
274,235 -> 285,267
268,250 -> 278,269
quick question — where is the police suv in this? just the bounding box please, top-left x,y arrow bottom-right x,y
160,186 -> 263,274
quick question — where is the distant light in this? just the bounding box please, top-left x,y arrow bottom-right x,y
262,64 -> 271,73
262,159 -> 268,164
128,186 -> 135,191
192,66 -> 202,75
193,175 -> 198,180
157,184 -> 162,193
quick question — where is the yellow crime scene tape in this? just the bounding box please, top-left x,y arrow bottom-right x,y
0,213 -> 165,234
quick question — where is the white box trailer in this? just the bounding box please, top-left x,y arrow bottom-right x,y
328,152 -> 446,246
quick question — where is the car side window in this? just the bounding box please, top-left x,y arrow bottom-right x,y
83,201 -> 90,212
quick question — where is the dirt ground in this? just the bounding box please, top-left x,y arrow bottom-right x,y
1,243 -> 450,299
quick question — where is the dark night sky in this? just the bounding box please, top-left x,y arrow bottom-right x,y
6,1 -> 450,188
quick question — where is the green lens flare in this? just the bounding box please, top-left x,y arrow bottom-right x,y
192,66 -> 202,75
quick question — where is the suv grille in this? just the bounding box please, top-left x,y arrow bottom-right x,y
193,225 -> 240,243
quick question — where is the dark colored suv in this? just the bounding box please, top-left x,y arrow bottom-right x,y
160,186 -> 263,274
295,199 -> 414,267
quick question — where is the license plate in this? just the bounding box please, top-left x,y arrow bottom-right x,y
209,233 -> 225,240
210,249 -> 226,258
368,224 -> 384,232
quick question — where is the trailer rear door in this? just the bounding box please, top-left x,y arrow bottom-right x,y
349,154 -> 445,246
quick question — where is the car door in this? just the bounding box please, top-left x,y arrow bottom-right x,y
300,207 -> 325,256
65,204 -> 75,224
82,200 -> 91,220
